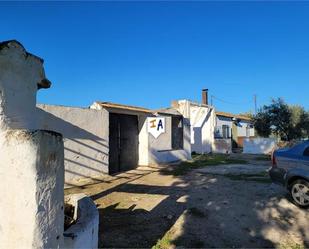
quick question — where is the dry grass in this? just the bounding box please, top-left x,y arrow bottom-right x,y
152,231 -> 174,249
165,154 -> 248,176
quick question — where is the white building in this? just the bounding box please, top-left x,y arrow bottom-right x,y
172,89 -> 255,154
37,101 -> 191,187
172,98 -> 216,154
215,111 -> 255,148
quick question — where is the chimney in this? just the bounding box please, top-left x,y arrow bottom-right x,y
202,89 -> 208,105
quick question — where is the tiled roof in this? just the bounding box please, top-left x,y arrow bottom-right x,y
94,101 -> 153,113
216,111 -> 252,121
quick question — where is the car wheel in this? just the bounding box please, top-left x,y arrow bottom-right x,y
290,179 -> 309,208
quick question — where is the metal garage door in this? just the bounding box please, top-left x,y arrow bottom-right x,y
109,113 -> 139,174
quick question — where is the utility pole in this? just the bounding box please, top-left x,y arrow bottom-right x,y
211,95 -> 214,106
254,94 -> 257,114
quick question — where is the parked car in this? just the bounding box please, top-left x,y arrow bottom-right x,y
269,140 -> 309,208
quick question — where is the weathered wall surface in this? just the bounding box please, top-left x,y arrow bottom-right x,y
0,41 -> 47,130
138,115 -> 149,165
149,148 -> 190,165
37,104 -> 109,187
191,105 -> 215,154
216,116 -> 233,131
149,116 -> 172,151
148,114 -> 191,165
174,100 -> 215,154
64,194 -> 99,249
215,116 -> 233,138
0,40 -> 65,249
237,120 -> 255,137
91,103 -> 152,167
0,130 -> 64,249
243,138 -> 276,154
212,138 -> 232,154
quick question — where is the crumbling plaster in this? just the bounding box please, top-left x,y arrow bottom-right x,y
0,40 -> 49,131
0,40 -> 65,249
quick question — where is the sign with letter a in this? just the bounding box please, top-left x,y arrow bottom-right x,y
147,117 -> 165,138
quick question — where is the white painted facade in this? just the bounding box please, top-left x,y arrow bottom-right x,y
37,104 -> 109,187
148,113 -> 192,165
90,103 -> 153,167
64,194 -> 99,249
138,115 -> 149,165
91,103 -> 192,166
243,138 -> 277,154
0,130 -> 65,249
215,116 -> 233,139
0,40 -> 65,249
173,100 -> 215,154
213,138 -> 232,154
215,115 -> 255,139
36,102 -> 191,185
237,120 -> 255,137
0,41 -> 47,130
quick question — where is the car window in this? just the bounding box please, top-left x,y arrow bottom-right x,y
303,146 -> 309,157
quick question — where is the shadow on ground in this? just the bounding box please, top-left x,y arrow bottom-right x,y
72,162 -> 309,248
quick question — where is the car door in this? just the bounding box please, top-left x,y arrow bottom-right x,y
278,143 -> 307,170
298,145 -> 309,169
276,149 -> 296,170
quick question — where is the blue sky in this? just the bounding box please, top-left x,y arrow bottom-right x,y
1,1 -> 309,114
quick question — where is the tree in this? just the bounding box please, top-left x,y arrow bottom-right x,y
253,109 -> 272,137
265,98 -> 293,140
253,98 -> 309,141
291,106 -> 309,138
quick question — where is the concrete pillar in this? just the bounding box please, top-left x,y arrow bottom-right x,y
0,40 -> 50,131
0,40 -> 64,249
0,130 -> 64,248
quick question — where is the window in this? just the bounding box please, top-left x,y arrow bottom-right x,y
214,127 -> 221,138
172,116 -> 183,149
303,146 -> 309,157
222,125 -> 230,139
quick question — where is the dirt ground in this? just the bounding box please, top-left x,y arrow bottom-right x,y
65,154 -> 309,249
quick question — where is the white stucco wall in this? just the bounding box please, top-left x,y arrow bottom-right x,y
148,114 -> 191,165
243,138 -> 276,154
0,40 -> 65,249
138,115 -> 150,165
91,103 -> 152,167
0,40 -> 47,131
37,104 -> 109,187
237,120 -> 255,137
0,130 -> 64,249
213,138 -> 232,154
215,116 -> 233,138
174,100 -> 215,154
191,105 -> 215,154
64,194 -> 99,249
149,116 -> 172,151
39,101 -> 191,173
